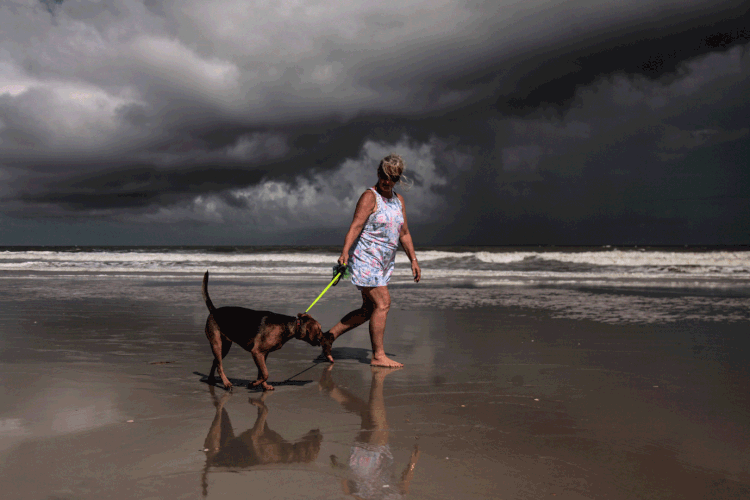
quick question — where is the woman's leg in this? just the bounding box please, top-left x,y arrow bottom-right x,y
363,286 -> 403,368
328,293 -> 374,340
323,293 -> 374,363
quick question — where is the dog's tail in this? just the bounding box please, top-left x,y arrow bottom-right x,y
202,270 -> 216,313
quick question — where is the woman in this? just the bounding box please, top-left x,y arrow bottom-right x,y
323,154 -> 421,368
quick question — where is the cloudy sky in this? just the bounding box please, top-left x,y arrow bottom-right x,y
0,0 -> 748,246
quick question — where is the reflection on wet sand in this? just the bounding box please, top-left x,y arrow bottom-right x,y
200,386 -> 322,497
319,365 -> 420,499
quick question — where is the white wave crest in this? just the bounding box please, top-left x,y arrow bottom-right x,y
533,250 -> 750,267
0,250 -> 336,264
1,249 -> 749,285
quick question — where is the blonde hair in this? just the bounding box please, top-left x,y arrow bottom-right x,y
377,154 -> 413,190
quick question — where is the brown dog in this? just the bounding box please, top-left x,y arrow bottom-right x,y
202,271 -> 324,391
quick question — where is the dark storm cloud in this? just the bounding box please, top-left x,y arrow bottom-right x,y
38,0 -> 64,16
0,0 -> 748,244
495,2 -> 749,114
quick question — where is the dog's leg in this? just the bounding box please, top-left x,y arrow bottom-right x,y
215,334 -> 233,390
249,350 -> 273,391
208,337 -> 232,386
206,318 -> 233,390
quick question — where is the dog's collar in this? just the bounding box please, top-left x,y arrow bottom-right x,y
295,317 -> 301,331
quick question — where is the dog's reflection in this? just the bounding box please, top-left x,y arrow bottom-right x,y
200,387 -> 322,497
319,365 -> 420,499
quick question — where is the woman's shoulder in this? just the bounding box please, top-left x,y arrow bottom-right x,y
360,188 -> 377,201
356,188 -> 377,211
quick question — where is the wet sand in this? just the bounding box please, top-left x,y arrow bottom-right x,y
1,276 -> 749,499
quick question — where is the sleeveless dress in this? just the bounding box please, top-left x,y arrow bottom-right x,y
350,188 -> 404,288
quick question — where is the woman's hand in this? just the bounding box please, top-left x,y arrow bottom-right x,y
411,260 -> 421,283
338,253 -> 348,266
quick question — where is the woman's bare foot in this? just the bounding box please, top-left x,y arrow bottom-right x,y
321,332 -> 335,363
371,354 -> 403,368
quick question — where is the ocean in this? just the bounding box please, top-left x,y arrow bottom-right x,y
1,245 -> 749,324
2,245 -> 749,283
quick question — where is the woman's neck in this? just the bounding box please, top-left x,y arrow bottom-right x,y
374,185 -> 393,199
373,183 -> 393,200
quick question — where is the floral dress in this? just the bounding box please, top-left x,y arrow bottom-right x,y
350,188 -> 404,288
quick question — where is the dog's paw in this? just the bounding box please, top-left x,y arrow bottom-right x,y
250,380 -> 275,391
248,380 -> 270,390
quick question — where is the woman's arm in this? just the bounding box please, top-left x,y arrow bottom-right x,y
338,190 -> 376,265
398,194 -> 421,283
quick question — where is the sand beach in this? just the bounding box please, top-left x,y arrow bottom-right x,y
1,248 -> 749,499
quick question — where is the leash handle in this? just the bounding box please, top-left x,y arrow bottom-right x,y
305,272 -> 342,313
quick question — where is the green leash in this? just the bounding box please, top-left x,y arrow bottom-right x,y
305,264 -> 348,313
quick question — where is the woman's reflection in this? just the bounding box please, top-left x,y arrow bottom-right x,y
319,365 -> 420,499
201,387 -> 322,497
